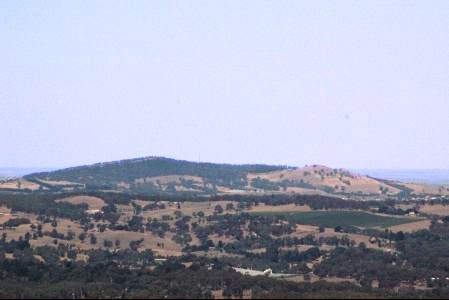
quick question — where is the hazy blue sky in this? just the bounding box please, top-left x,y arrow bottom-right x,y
1,1 -> 448,169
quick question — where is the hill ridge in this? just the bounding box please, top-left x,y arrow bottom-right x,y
15,156 -> 449,197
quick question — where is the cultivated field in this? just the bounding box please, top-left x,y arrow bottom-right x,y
251,210 -> 423,229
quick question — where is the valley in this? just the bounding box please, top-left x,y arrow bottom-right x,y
1,157 -> 449,298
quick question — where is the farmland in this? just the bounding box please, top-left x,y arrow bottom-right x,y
251,210 -> 423,229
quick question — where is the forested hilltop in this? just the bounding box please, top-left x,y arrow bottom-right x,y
18,156 -> 448,198
24,157 -> 288,193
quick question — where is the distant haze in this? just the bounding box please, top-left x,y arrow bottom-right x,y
0,168 -> 56,178
353,169 -> 449,185
1,1 -> 448,169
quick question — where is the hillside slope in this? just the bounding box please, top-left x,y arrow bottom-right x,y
21,156 -> 448,197
25,157 -> 288,193
247,165 -> 401,195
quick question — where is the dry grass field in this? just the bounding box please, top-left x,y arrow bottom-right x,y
39,179 -> 80,186
247,203 -> 312,213
291,225 -> 394,252
211,289 -> 252,299
395,203 -> 417,210
418,204 -> 449,216
140,200 -> 237,219
0,179 -> 40,191
0,205 -> 12,215
56,195 -> 106,210
402,183 -> 449,196
388,220 -> 431,233
247,166 -> 401,195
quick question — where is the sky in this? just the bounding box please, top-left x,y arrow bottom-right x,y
1,1 -> 448,169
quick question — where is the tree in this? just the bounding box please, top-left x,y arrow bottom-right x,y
79,232 -> 87,243
103,239 -> 113,248
217,240 -> 224,249
66,230 -> 75,240
90,234 -> 97,245
214,205 -> 224,214
174,211 -> 183,219
67,249 -> 77,260
130,238 -> 144,251
37,224 -> 43,237
131,202 -> 142,215
395,231 -> 405,241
